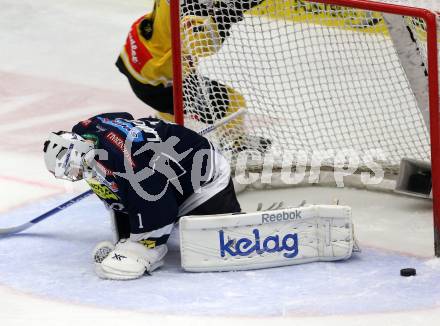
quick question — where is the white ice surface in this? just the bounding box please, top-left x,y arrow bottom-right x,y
1,186 -> 440,325
1,0 -> 440,325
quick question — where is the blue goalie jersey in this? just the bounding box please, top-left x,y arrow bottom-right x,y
72,112 -> 236,246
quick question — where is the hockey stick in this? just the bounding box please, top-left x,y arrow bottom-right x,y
198,108 -> 245,136
0,190 -> 93,236
0,110 -> 245,236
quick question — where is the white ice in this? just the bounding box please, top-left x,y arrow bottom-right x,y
1,0 -> 440,326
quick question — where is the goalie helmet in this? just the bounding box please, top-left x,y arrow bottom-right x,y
43,131 -> 94,181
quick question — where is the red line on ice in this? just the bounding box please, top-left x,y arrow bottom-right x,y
0,175 -> 65,190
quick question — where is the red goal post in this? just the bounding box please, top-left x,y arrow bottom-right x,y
170,0 -> 440,255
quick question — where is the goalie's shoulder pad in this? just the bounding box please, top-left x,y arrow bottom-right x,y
181,15 -> 223,58
179,205 -> 356,272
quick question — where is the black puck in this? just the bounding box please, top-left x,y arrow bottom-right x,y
400,268 -> 416,277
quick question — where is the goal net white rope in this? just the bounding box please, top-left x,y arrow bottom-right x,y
172,0 -> 438,177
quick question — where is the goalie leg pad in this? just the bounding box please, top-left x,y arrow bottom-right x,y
179,205 -> 357,272
100,240 -> 168,280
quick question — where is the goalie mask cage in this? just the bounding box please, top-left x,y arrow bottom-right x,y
170,0 -> 440,255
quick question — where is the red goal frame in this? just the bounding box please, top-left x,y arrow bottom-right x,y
169,0 -> 440,256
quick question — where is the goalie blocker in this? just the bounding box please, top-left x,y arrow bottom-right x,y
180,205 -> 358,272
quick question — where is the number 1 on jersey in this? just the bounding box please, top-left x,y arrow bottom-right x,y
137,213 -> 144,229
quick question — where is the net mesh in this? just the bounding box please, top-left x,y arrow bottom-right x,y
176,0 -> 438,176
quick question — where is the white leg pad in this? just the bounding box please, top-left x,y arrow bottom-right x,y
179,205 -> 358,272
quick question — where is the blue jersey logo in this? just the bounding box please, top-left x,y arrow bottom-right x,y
97,117 -> 144,142
219,229 -> 299,259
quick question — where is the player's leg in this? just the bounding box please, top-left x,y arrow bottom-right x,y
184,74 -> 271,154
180,205 -> 359,272
179,148 -> 241,217
220,85 -> 271,154
116,53 -> 270,153
115,56 -> 175,123
212,0 -> 266,39
186,177 -> 241,216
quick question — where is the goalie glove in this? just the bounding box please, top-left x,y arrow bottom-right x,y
99,240 -> 168,280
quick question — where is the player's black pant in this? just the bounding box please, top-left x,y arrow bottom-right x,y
116,57 -> 232,123
185,177 -> 241,215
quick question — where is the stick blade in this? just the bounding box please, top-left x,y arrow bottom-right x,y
0,222 -> 33,236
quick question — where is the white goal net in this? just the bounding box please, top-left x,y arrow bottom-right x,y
171,0 -> 439,179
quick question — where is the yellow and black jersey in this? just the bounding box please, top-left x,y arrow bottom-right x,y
119,0 -> 173,87
117,0 -> 266,88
